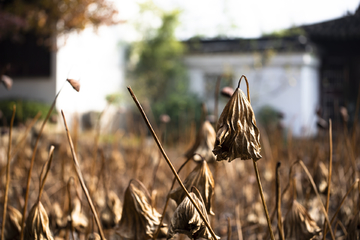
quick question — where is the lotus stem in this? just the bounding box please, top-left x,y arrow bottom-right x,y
38,146 -> 55,201
127,86 -> 218,240
61,110 -> 106,240
252,160 -> 275,240
276,162 -> 285,240
1,105 -> 16,240
235,204 -> 243,240
323,119 -> 333,239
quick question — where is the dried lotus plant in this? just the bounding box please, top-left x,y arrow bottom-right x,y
167,187 -> 219,240
49,202 -> 67,230
24,146 -> 55,240
88,232 -> 101,240
346,209 -> 360,240
314,161 -> 328,194
71,198 -> 89,233
212,75 -> 274,239
116,179 -> 168,240
170,160 -> 215,215
100,191 -> 122,229
185,120 -> 216,163
283,200 -> 321,240
213,75 -> 261,162
2,205 -> 22,240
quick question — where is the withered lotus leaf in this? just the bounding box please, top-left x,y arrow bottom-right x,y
71,198 -> 89,232
49,202 -> 67,230
3,205 -> 22,240
170,161 -> 215,215
66,79 -> 80,92
213,78 -> 261,162
116,179 -> 167,240
284,200 -> 321,240
100,191 -> 122,229
24,201 -> 54,240
185,120 -> 216,163
167,190 -> 219,240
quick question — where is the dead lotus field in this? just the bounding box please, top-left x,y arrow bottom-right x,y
0,78 -> 360,240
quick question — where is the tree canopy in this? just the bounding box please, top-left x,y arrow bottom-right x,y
0,0 -> 118,45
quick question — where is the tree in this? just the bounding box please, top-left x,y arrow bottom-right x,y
0,0 -> 118,45
127,5 -> 201,139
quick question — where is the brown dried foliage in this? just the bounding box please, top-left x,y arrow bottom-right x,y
185,120 -> 216,163
170,160 -> 215,215
167,189 -> 219,240
24,202 -> 54,240
66,79 -> 80,92
2,205 -> 22,240
116,179 -> 167,240
213,79 -> 261,162
284,200 -> 321,240
100,191 -> 122,229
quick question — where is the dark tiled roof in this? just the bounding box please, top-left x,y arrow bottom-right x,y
183,36 -> 309,54
302,6 -> 360,40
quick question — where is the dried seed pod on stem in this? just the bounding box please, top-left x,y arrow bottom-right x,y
185,120 -> 216,163
167,187 -> 219,240
170,160 -> 215,215
116,179 -> 168,240
283,200 -> 321,240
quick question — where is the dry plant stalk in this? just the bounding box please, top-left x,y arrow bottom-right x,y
116,179 -> 167,240
167,188 -> 219,240
170,160 -> 215,215
1,105 -> 15,240
276,162 -> 285,240
283,200 -> 321,240
61,110 -> 105,240
24,146 -> 55,240
127,86 -> 218,240
213,75 -> 261,162
323,119 -> 332,240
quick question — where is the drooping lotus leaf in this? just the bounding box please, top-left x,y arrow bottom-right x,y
24,202 -> 54,240
284,200 -> 321,240
170,160 -> 215,215
116,179 -> 167,240
213,76 -> 261,162
3,205 -> 22,240
185,120 -> 216,163
167,189 -> 219,240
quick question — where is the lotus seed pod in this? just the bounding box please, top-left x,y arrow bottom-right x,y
167,190 -> 219,240
170,160 -> 215,215
116,179 -> 167,240
24,202 -> 54,240
284,200 -> 321,240
185,120 -> 216,163
213,77 -> 261,162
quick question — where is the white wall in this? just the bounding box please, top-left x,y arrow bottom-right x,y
184,52 -> 320,136
0,51 -> 57,103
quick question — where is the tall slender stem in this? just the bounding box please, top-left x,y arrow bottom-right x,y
323,119 -> 333,239
127,86 -> 218,240
275,162 -> 285,240
252,160 -> 275,240
1,105 -> 16,240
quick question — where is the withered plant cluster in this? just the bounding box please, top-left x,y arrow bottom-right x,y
0,75 -> 360,240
